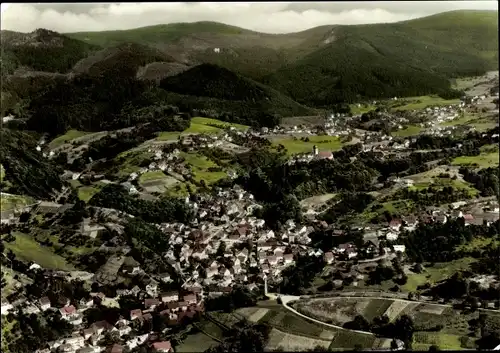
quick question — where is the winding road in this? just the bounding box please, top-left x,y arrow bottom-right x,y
265,292 -> 500,336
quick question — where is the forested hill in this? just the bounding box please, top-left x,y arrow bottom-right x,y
1,10 -> 497,115
0,129 -> 64,200
64,10 -> 497,105
0,28 -> 99,75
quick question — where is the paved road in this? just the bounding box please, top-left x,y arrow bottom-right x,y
266,292 -> 374,335
266,291 -> 500,337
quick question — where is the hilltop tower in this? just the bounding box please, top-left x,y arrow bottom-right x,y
312,145 -> 319,155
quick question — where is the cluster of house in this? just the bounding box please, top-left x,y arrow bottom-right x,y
287,145 -> 335,165
30,290 -> 200,353
321,200 -> 500,267
151,186 -> 325,289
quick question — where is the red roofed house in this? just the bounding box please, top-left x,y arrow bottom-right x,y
463,214 -> 474,225
315,151 -> 333,160
335,243 -> 352,254
389,219 -> 402,231
324,252 -> 334,264
130,309 -> 142,321
59,305 -> 77,320
144,298 -> 160,309
152,341 -> 173,352
183,294 -> 197,305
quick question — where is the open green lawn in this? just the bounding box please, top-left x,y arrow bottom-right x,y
272,135 -> 343,155
440,113 -> 498,131
181,152 -> 228,185
139,170 -> 167,183
412,332 -> 462,350
183,123 -> 222,134
350,104 -> 376,115
157,131 -> 181,141
403,257 -> 475,292
451,151 -> 499,169
77,186 -> 100,202
392,95 -> 460,111
176,332 -> 219,353
165,182 -> 197,197
114,150 -> 154,178
49,130 -> 90,148
408,178 -> 476,192
391,125 -> 422,137
3,232 -> 74,271
0,194 -> 34,211
191,117 -> 249,131
361,199 -> 415,221
430,177 -> 479,197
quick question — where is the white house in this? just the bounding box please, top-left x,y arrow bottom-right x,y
1,301 -> 13,315
386,232 -> 399,241
393,245 -> 406,253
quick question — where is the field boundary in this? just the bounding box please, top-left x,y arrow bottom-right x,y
192,323 -> 222,343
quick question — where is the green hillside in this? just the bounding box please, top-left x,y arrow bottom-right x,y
159,64 -> 314,124
264,10 -> 498,105
1,10 -> 497,114
64,11 -> 498,105
71,42 -> 176,76
0,129 -> 64,199
1,28 -> 99,75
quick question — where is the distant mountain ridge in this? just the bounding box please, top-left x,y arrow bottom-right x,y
1,10 -> 498,115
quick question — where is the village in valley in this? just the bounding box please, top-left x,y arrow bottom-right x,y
1,58 -> 500,353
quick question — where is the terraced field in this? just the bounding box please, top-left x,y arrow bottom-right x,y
294,298 -> 393,325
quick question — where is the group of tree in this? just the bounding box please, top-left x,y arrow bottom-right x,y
278,255 -> 326,295
0,129 -> 64,199
343,314 -> 416,348
394,183 -> 473,207
402,218 -> 499,263
89,184 -> 195,225
460,166 -> 499,198
204,287 -> 260,313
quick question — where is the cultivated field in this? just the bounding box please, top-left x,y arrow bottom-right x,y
0,193 -> 34,211
176,332 -> 219,352
294,298 -> 393,325
383,301 -> 419,321
328,330 -> 377,350
266,328 -> 331,352
270,135 -> 343,155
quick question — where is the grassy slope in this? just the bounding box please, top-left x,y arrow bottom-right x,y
271,135 -> 343,155
3,232 -> 74,271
